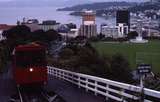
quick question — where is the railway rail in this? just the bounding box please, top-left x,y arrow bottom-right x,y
9,85 -> 65,102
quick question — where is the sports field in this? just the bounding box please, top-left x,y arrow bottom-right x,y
92,40 -> 160,73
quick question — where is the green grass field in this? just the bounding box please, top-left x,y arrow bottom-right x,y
92,40 -> 160,73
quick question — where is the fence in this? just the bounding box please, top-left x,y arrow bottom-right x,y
47,66 -> 160,102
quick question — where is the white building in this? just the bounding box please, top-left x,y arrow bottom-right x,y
69,29 -> 79,38
130,19 -> 160,37
101,26 -> 118,38
24,23 -> 40,32
21,19 -> 40,32
60,29 -> 79,39
21,19 -> 61,32
117,23 -> 129,38
101,23 -> 128,38
0,30 -> 4,41
149,29 -> 160,37
0,30 -> 6,41
0,24 -> 14,41
39,24 -> 60,32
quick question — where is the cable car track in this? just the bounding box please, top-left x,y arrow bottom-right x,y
9,86 -> 65,102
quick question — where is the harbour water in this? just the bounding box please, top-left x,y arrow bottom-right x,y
0,7 -> 115,32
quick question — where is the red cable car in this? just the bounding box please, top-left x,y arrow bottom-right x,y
12,43 -> 47,86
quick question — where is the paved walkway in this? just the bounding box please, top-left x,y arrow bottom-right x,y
46,75 -> 106,102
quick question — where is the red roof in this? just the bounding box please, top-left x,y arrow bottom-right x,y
0,24 -> 15,30
15,43 -> 45,51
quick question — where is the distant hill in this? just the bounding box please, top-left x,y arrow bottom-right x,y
58,1 -> 160,19
128,2 -> 160,12
57,2 -> 137,11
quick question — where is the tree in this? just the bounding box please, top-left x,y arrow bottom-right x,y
51,41 -> 134,84
31,29 -> 46,42
3,25 -> 31,40
97,33 -> 105,40
110,54 -> 133,83
2,25 -> 31,52
59,48 -> 74,59
89,36 -> 99,42
127,31 -> 138,39
45,30 -> 62,41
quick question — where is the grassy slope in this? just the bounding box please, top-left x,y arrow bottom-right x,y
92,40 -> 160,73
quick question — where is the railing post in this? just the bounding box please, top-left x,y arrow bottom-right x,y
55,69 -> 57,78
120,88 -> 125,102
95,81 -> 98,96
60,71 -> 63,79
78,76 -> 80,88
66,73 -> 69,80
62,71 -> 65,80
71,74 -> 73,83
59,71 -> 61,79
47,67 -> 49,74
49,68 -> 51,74
86,78 -> 88,92
106,84 -> 109,100
57,70 -> 59,78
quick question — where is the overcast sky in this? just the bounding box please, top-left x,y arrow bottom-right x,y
0,0 -> 12,2
0,0 -> 148,2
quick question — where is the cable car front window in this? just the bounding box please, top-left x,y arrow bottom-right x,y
15,50 -> 45,68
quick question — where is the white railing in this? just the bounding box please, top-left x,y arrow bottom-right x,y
47,66 -> 160,102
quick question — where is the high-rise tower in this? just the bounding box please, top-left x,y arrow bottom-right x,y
116,10 -> 130,28
79,10 -> 97,38
116,10 -> 130,37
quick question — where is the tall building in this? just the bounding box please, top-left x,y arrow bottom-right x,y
116,10 -> 130,27
116,10 -> 130,37
79,11 -> 97,38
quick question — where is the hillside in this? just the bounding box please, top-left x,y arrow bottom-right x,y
59,1 -> 160,18
57,2 -> 136,11
128,2 -> 160,12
